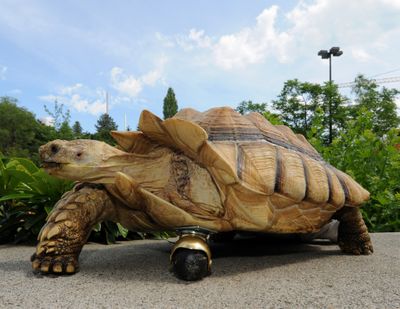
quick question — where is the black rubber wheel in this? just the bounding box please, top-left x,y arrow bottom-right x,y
210,231 -> 236,243
171,249 -> 210,281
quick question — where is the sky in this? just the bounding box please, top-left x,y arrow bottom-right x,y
0,0 -> 399,132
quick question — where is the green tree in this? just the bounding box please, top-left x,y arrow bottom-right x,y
0,97 -> 54,162
321,82 -> 349,143
321,110 -> 400,232
273,80 -> 322,135
94,113 -> 118,144
262,111 -> 283,125
351,74 -> 400,135
273,79 -> 348,143
236,101 -> 267,115
163,88 -> 178,119
235,100 -> 283,124
72,121 -> 83,138
44,100 -> 71,130
58,121 -> 74,140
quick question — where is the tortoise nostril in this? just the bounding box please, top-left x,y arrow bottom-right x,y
50,144 -> 59,154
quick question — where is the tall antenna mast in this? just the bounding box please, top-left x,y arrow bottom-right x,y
105,92 -> 109,115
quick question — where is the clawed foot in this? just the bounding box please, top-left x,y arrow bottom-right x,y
31,251 -> 79,275
31,253 -> 79,275
31,239 -> 80,275
338,234 -> 374,255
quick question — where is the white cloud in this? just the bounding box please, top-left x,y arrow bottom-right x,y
396,97 -> 400,110
175,28 -> 212,51
69,94 -> 106,115
166,0 -> 400,70
213,6 -> 291,69
165,7 -> 291,69
39,116 -> 55,126
0,65 -> 7,80
40,57 -> 167,116
59,83 -> 83,95
141,70 -> 162,86
110,58 -> 166,98
111,67 -> 143,97
188,29 -> 212,49
351,48 -> 372,62
188,29 -> 212,48
283,0 -> 400,63
39,84 -> 107,116
155,32 -> 175,48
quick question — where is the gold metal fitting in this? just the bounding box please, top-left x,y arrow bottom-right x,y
171,234 -> 212,270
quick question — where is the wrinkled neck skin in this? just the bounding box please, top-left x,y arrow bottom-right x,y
66,151 -> 170,185
44,142 -> 172,191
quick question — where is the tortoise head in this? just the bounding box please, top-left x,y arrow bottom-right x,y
39,139 -> 129,182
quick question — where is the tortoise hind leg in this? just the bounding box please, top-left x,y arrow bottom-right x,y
31,183 -> 117,275
334,206 -> 373,255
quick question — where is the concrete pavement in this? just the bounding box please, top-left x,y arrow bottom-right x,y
0,233 -> 399,308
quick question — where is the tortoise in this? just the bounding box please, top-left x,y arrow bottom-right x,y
32,107 -> 373,281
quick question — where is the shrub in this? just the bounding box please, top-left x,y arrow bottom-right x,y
310,110 -> 400,231
0,156 -> 73,243
0,156 -> 147,244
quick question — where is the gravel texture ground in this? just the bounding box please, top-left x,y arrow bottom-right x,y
0,233 -> 399,308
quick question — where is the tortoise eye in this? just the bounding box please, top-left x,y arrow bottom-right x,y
76,152 -> 83,158
50,144 -> 59,154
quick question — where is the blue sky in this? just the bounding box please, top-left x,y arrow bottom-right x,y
0,0 -> 399,132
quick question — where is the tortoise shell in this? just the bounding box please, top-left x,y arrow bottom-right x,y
111,107 -> 369,233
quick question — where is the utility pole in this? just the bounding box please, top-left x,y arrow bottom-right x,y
318,47 -> 343,144
105,92 -> 109,115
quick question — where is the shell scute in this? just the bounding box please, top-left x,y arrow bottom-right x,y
136,107 -> 369,217
276,148 -> 306,202
236,141 -> 277,195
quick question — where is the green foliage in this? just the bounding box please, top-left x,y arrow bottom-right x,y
72,121 -> 83,137
0,97 -> 57,164
273,79 -> 348,142
306,107 -> 326,154
350,74 -> 400,135
58,121 -> 75,140
320,82 -> 349,143
263,111 -> 283,125
163,87 -> 178,119
235,100 -> 283,124
309,110 -> 400,232
0,156 -> 144,244
273,80 -> 321,135
236,100 -> 267,115
0,156 -> 74,243
94,113 -> 118,144
239,75 -> 400,232
44,100 -> 71,130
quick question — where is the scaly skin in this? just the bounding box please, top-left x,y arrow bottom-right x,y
31,183 -> 117,275
334,206 -> 373,255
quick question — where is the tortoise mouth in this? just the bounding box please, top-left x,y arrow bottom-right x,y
41,161 -> 63,169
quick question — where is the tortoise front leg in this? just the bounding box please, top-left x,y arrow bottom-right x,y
31,184 -> 116,275
334,206 -> 373,255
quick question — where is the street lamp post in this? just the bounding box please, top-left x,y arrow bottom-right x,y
318,47 -> 343,143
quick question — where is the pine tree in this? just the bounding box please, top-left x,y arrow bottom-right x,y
163,87 -> 178,119
94,113 -> 118,144
58,121 -> 74,140
72,121 -> 83,138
